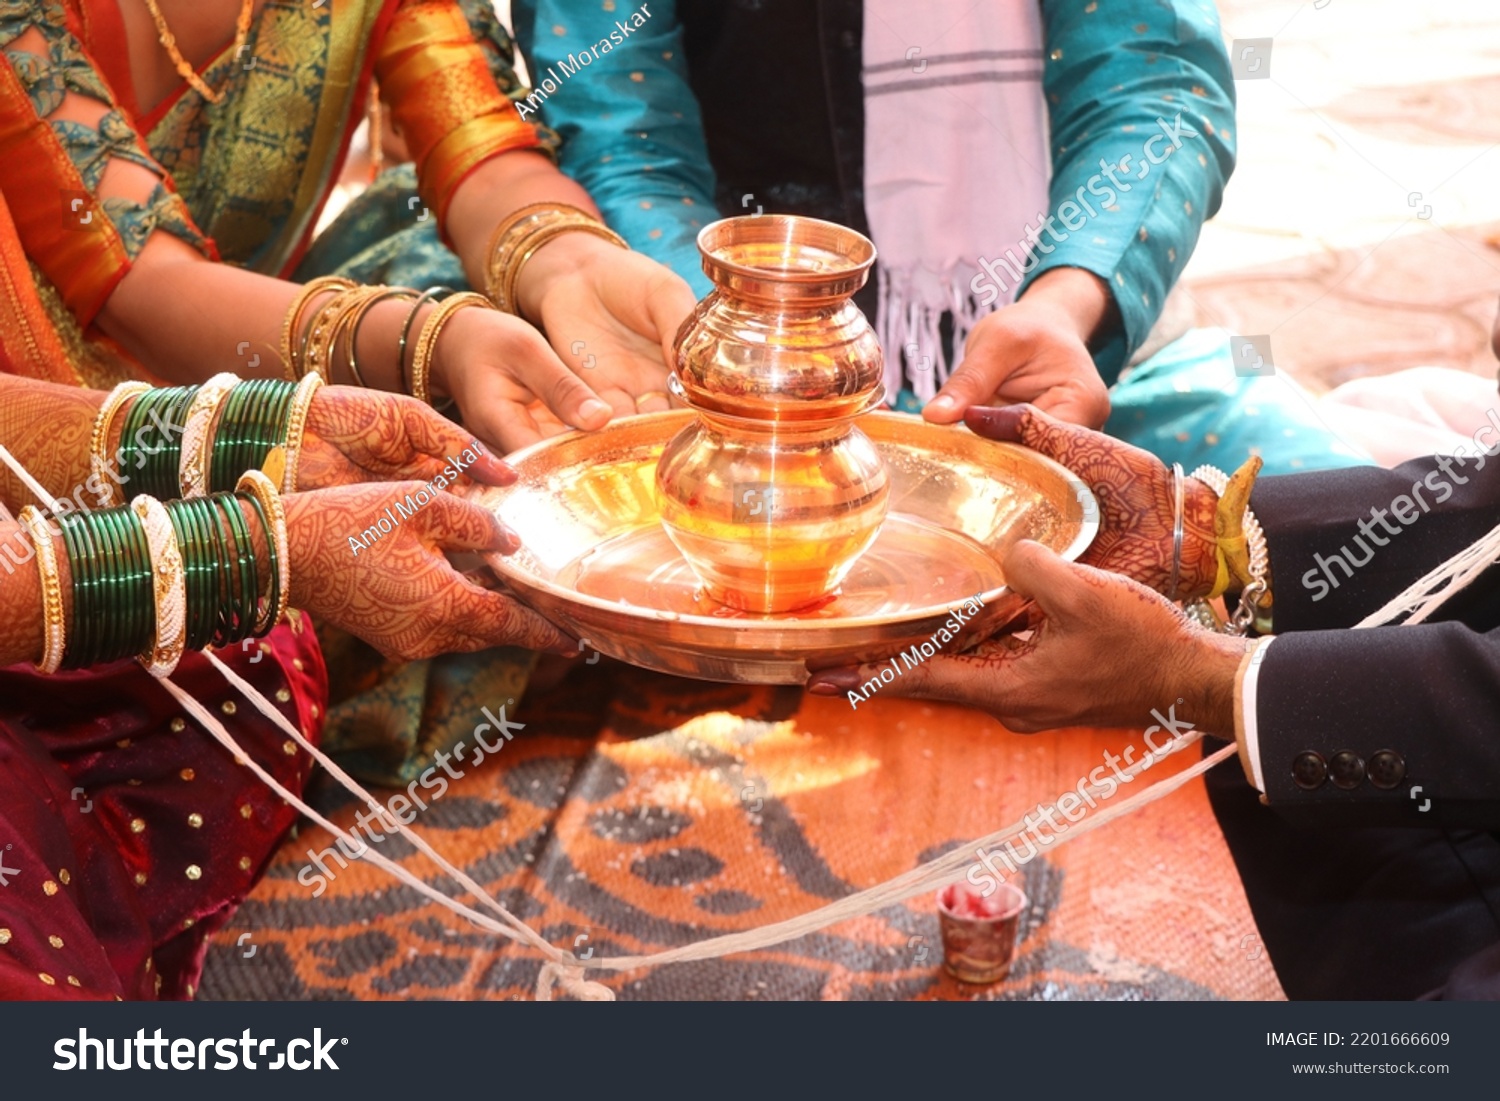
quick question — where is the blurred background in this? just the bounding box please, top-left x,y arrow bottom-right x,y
1187,0 -> 1500,388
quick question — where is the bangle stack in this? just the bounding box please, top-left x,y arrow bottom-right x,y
115,384 -> 196,500
281,276 -> 355,380
408,292 -> 491,406
39,485 -> 285,675
95,376 -> 317,501
484,202 -> 627,317
279,279 -> 493,408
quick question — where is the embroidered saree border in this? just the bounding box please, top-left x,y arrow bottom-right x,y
0,191 -> 76,383
376,0 -> 544,230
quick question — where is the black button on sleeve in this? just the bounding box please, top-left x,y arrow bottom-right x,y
1329,750 -> 1366,790
1292,751 -> 1328,791
1367,749 -> 1407,790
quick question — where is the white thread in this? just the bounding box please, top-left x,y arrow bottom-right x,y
6,437 -> 1495,1001
1356,519 -> 1500,628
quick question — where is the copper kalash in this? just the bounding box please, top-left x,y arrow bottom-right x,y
656,215 -> 890,613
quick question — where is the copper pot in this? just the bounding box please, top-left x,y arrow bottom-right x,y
656,215 -> 890,613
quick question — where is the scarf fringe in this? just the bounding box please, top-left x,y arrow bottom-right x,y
876,263 -> 1007,403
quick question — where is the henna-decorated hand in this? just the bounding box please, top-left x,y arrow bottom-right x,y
296,387 -> 515,490
284,483 -> 574,660
965,404 -> 1222,600
807,540 -> 1252,734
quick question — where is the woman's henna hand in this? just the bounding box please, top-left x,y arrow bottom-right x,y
965,404 -> 1220,600
296,387 -> 515,490
0,376 -> 106,511
283,484 -> 574,659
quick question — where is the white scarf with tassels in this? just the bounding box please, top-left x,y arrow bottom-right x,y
862,0 -> 1051,401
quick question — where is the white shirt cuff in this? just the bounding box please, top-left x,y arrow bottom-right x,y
1239,635 -> 1277,792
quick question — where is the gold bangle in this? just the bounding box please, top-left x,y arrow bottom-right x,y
501,221 -> 628,320
282,277 -> 356,380
19,506 -> 65,674
130,495 -> 187,678
301,285 -> 372,384
90,382 -> 150,507
278,372 -> 323,494
178,372 -> 241,498
409,292 -> 492,406
236,469 -> 290,633
484,203 -> 626,316
343,287 -> 417,388
482,201 -> 567,296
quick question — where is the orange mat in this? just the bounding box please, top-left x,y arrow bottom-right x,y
201,662 -> 1284,1001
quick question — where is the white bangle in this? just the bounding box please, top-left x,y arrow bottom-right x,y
178,372 -> 241,498
132,495 -> 187,677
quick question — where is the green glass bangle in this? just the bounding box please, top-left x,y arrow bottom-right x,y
210,381 -> 296,493
114,506 -> 156,660
165,500 -> 196,650
115,392 -> 152,502
183,499 -> 218,653
190,498 -> 224,652
166,498 -> 211,651
203,495 -> 238,648
182,497 -> 224,651
132,388 -> 194,501
56,513 -> 89,669
245,382 -> 293,473
105,507 -> 145,662
213,385 -> 255,494
219,493 -> 260,646
70,510 -> 106,668
82,509 -> 126,665
118,387 -> 190,501
90,508 -> 127,663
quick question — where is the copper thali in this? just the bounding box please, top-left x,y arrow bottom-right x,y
475,411 -> 1098,683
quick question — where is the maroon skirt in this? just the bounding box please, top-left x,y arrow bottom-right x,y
0,616 -> 326,1000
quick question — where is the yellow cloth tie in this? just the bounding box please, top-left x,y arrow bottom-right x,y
1207,456 -> 1262,599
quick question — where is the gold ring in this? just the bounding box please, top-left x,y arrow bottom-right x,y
635,390 -> 670,410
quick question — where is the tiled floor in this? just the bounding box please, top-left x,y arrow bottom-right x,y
1184,0 -> 1500,389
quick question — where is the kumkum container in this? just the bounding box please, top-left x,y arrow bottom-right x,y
937,881 -> 1027,984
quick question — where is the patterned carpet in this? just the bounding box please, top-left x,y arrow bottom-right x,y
201,660 -> 1282,1001
201,0 -> 1500,1002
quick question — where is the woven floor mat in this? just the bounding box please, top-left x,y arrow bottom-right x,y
201,661 -> 1284,1001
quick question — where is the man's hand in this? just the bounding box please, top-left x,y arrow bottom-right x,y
923,268 -> 1114,429
806,539 -> 1252,734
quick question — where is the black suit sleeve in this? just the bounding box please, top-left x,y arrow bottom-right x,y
1251,449 -> 1500,633
1252,623 -> 1500,828
1241,448 -> 1500,826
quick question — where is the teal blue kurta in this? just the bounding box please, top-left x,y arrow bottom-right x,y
512,0 -> 1370,477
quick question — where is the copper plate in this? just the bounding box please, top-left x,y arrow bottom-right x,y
474,411 -> 1098,684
